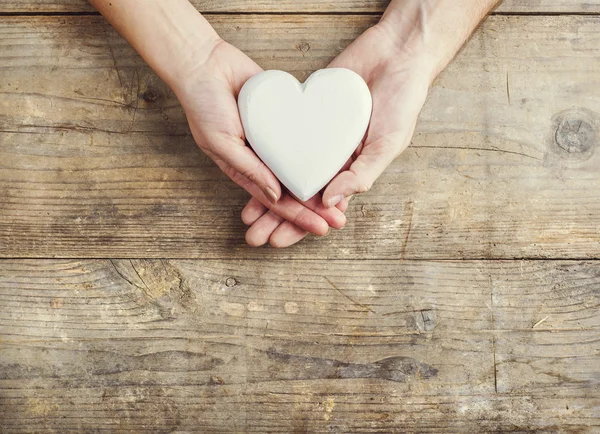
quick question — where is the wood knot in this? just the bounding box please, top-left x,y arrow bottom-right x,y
417,309 -> 436,332
225,277 -> 237,287
209,376 -> 225,385
141,88 -> 159,103
555,118 -> 595,154
50,298 -> 63,309
296,42 -> 311,53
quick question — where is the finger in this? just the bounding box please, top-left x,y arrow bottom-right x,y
270,195 -> 332,235
245,193 -> 347,248
209,133 -> 282,204
340,154 -> 355,173
269,221 -> 309,248
245,211 -> 284,247
270,194 -> 352,247
268,195 -> 349,249
241,197 -> 268,225
322,137 -> 402,208
268,194 -> 351,248
214,158 -> 330,236
300,194 -> 346,229
336,196 -> 350,213
318,154 -> 354,210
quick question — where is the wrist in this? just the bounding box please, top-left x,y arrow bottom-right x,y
164,34 -> 223,98
375,11 -> 441,87
372,21 -> 440,89
90,0 -> 222,97
378,0 -> 498,85
146,4 -> 222,96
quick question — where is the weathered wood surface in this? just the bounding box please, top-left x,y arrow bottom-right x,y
1,0 -> 599,13
1,2 -> 600,432
1,15 -> 599,259
1,259 -> 599,432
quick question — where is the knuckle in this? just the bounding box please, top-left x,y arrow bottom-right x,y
240,161 -> 264,184
240,168 -> 258,182
293,208 -> 313,231
222,164 -> 237,179
355,181 -> 372,194
223,165 -> 254,191
198,135 -> 217,155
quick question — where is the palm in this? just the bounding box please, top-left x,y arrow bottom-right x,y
181,41 -> 263,189
243,25 -> 430,248
324,25 -> 429,198
178,40 -> 347,241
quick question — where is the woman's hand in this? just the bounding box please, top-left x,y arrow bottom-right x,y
175,40 -> 347,238
242,23 -> 433,248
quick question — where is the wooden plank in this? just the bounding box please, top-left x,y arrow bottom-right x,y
1,0 -> 599,14
1,259 -> 598,431
499,0 -> 600,13
1,15 -> 600,259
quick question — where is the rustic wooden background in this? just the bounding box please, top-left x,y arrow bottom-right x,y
1,0 -> 599,432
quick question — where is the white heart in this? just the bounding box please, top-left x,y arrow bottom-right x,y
238,68 -> 372,201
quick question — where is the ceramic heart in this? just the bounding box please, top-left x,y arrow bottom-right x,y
238,68 -> 372,202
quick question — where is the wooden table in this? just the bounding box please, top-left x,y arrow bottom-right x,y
1,1 -> 600,432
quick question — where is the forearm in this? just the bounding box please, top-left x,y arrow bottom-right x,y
380,0 -> 500,83
88,0 -> 219,93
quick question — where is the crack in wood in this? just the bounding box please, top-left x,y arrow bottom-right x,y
106,38 -> 123,89
109,259 -> 140,289
129,259 -> 151,296
401,199 -> 414,259
506,71 -> 511,105
411,145 -> 540,161
324,276 -> 374,313
129,69 -> 141,129
490,274 -> 498,394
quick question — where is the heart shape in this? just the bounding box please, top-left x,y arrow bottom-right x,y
238,68 -> 372,201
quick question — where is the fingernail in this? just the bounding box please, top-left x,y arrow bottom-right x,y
264,187 -> 278,204
327,194 -> 345,208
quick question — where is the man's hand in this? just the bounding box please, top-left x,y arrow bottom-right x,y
243,0 -> 499,248
242,24 -> 431,248
322,25 -> 430,208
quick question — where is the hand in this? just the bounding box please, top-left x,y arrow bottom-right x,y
242,194 -> 352,248
175,39 -> 347,238
243,23 -> 433,247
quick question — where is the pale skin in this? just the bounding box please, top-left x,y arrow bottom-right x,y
89,0 -> 499,248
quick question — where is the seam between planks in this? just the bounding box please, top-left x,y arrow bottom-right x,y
0,257 -> 599,262
0,11 -> 598,17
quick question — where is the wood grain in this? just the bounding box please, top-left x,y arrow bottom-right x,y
1,259 -> 598,432
2,15 -> 600,259
1,0 -> 599,13
2,5 -> 598,433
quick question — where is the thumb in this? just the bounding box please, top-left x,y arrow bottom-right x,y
209,133 -> 282,204
322,137 -> 404,208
